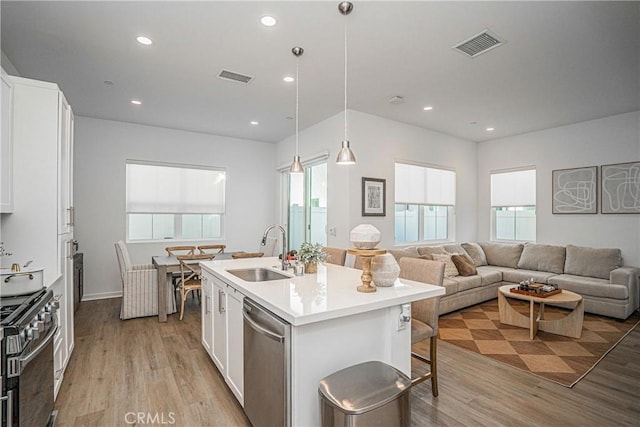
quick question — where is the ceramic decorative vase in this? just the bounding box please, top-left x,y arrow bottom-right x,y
304,262 -> 318,274
370,254 -> 400,287
350,224 -> 381,249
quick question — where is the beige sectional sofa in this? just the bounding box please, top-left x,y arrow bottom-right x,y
387,242 -> 639,320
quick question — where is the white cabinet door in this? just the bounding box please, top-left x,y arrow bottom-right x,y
57,93 -> 73,235
211,277 -> 227,374
225,287 -> 244,405
58,234 -> 74,367
201,273 -> 214,358
1,68 -> 13,213
51,277 -> 66,400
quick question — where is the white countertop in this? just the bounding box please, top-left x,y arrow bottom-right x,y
201,257 -> 445,326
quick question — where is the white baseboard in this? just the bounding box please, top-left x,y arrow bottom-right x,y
82,290 -> 122,301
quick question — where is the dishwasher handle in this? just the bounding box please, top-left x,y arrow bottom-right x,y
242,308 -> 285,343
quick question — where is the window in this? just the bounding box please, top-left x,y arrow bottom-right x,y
285,162 -> 327,250
395,163 -> 456,244
490,168 -> 536,241
126,161 -> 225,241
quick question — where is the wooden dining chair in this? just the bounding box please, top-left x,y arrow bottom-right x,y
399,257 -> 445,397
165,245 -> 197,289
177,253 -> 215,320
198,244 -> 226,255
231,252 -> 264,259
165,245 -> 196,256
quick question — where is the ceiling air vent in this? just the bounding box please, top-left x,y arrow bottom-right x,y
217,69 -> 254,84
453,30 -> 504,58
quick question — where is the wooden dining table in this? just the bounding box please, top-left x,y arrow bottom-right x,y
152,252 -> 235,322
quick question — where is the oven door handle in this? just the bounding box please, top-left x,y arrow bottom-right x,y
19,323 -> 58,372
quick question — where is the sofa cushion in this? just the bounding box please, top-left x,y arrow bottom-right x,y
441,278 -> 459,295
431,253 -> 459,277
502,268 -> 557,285
388,247 -> 420,263
476,266 -> 503,286
416,245 -> 446,259
449,275 -> 482,292
548,274 -> 629,300
461,243 -> 488,267
517,243 -> 566,274
479,242 -> 524,268
564,244 -> 622,280
451,254 -> 477,276
443,244 -> 468,257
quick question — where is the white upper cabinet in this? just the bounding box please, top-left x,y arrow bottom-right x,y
1,68 -> 14,213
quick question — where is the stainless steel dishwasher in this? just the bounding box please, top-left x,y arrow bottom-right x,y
243,298 -> 291,427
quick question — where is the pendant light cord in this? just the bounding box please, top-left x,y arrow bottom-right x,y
344,11 -> 348,141
296,56 -> 300,155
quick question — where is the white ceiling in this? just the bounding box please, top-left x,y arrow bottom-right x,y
2,1 -> 638,143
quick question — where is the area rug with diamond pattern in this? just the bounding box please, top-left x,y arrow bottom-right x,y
438,298 -> 640,387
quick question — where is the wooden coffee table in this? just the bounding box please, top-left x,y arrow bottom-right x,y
498,285 -> 584,339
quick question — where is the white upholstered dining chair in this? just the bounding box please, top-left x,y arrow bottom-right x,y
115,241 -> 177,320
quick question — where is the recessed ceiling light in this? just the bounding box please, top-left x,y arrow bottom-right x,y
260,16 -> 277,27
136,36 -> 153,46
486,127 -> 495,131
250,121 -> 259,125
283,76 -> 294,83
131,100 -> 142,105
423,106 -> 433,111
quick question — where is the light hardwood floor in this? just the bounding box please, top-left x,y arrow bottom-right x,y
55,298 -> 640,426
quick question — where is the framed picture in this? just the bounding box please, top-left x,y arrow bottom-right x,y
552,166 -> 597,214
362,177 -> 386,216
601,161 -> 640,214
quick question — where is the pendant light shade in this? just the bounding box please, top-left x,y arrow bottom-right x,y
289,155 -> 304,174
289,46 -> 305,175
336,1 -> 356,165
336,140 -> 356,165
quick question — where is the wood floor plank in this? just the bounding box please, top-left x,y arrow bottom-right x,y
55,298 -> 639,426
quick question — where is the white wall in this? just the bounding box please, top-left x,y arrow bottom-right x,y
1,51 -> 20,76
75,117 -> 277,300
277,110 -> 478,250
477,111 -> 640,266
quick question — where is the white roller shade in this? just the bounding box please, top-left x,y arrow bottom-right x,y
126,162 -> 225,214
491,169 -> 536,206
395,163 -> 455,205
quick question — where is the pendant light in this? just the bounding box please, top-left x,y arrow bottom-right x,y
336,1 -> 356,165
289,46 -> 304,174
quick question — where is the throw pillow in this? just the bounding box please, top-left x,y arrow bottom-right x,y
431,253 -> 459,277
451,254 -> 477,276
461,242 -> 488,266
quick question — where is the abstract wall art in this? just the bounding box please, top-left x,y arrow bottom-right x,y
601,161 -> 640,214
552,166 -> 597,214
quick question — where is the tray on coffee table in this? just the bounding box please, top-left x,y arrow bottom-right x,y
509,285 -> 561,298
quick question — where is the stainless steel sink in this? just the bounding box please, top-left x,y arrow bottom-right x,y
226,268 -> 291,282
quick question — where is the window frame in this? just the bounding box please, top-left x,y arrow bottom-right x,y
489,167 -> 536,243
125,160 -> 226,243
394,162 -> 456,246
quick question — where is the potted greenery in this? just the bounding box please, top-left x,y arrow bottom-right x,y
297,242 -> 327,274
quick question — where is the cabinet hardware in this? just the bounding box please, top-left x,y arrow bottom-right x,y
218,289 -> 226,313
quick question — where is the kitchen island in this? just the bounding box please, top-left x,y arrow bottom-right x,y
200,256 -> 445,426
